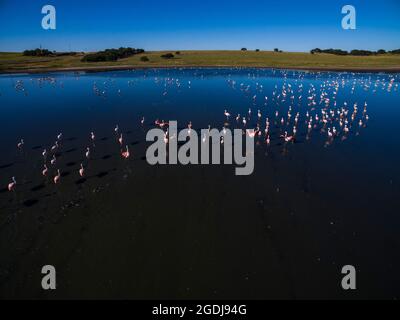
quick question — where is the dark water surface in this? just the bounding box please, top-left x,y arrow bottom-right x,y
0,68 -> 399,299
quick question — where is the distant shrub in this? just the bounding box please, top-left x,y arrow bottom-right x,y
175,51 -> 181,55
81,47 -> 144,62
140,56 -> 149,62
377,49 -> 386,54
255,49 -> 260,52
350,49 -> 375,56
241,48 -> 247,51
274,48 -> 279,52
390,49 -> 400,54
161,53 -> 174,59
23,48 -> 53,56
310,48 -> 348,55
310,48 -> 322,54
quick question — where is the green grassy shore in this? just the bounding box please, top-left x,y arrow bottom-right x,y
1,50 -> 400,73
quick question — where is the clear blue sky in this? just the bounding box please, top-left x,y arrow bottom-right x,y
0,0 -> 399,52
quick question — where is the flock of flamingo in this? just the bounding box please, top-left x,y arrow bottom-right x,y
3,68 -> 399,194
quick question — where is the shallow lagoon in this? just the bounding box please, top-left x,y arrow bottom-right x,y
0,68 -> 399,299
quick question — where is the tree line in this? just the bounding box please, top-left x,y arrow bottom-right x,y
310,48 -> 400,56
81,47 -> 144,62
23,48 -> 78,57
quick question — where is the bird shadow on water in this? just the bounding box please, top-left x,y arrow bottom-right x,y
0,187 -> 8,194
23,198 -> 39,207
31,184 -> 45,192
0,163 -> 14,170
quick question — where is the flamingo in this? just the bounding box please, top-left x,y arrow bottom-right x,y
8,177 -> 16,191
50,155 -> 57,165
118,134 -> 123,146
91,132 -> 95,141
281,131 -> 294,142
85,147 -> 90,159
114,125 -> 119,134
224,109 -> 231,119
57,133 -> 63,141
121,145 -> 130,159
42,165 -> 48,177
51,141 -> 59,152
141,117 -> 145,125
163,132 -> 168,144
42,149 -> 47,159
79,163 -> 85,177
54,169 -> 61,184
247,129 -> 258,138
17,139 -> 24,149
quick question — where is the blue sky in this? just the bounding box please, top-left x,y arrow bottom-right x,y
0,0 -> 399,52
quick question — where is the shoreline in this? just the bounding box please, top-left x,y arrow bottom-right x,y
1,64 -> 400,75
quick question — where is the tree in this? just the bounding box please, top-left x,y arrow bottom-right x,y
140,56 -> 149,62
255,49 -> 260,52
310,48 -> 322,54
241,48 -> 247,51
23,48 -> 53,56
175,51 -> 181,55
161,53 -> 174,59
81,47 -> 145,62
274,48 -> 279,52
377,49 -> 386,54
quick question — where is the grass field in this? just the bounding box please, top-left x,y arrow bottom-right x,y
1,50 -> 400,73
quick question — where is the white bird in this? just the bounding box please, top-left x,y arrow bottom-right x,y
17,139 -> 24,149
8,177 -> 16,191
54,169 -> 61,184
79,163 -> 85,177
42,165 -> 48,177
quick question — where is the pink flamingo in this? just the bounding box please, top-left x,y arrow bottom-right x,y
85,147 -> 90,159
247,129 -> 259,138
17,139 -> 24,149
118,134 -> 123,146
79,163 -> 85,177
50,155 -> 56,165
281,131 -> 294,142
42,165 -> 48,177
54,169 -> 61,184
121,145 -> 130,159
8,177 -> 16,191
51,141 -> 59,152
